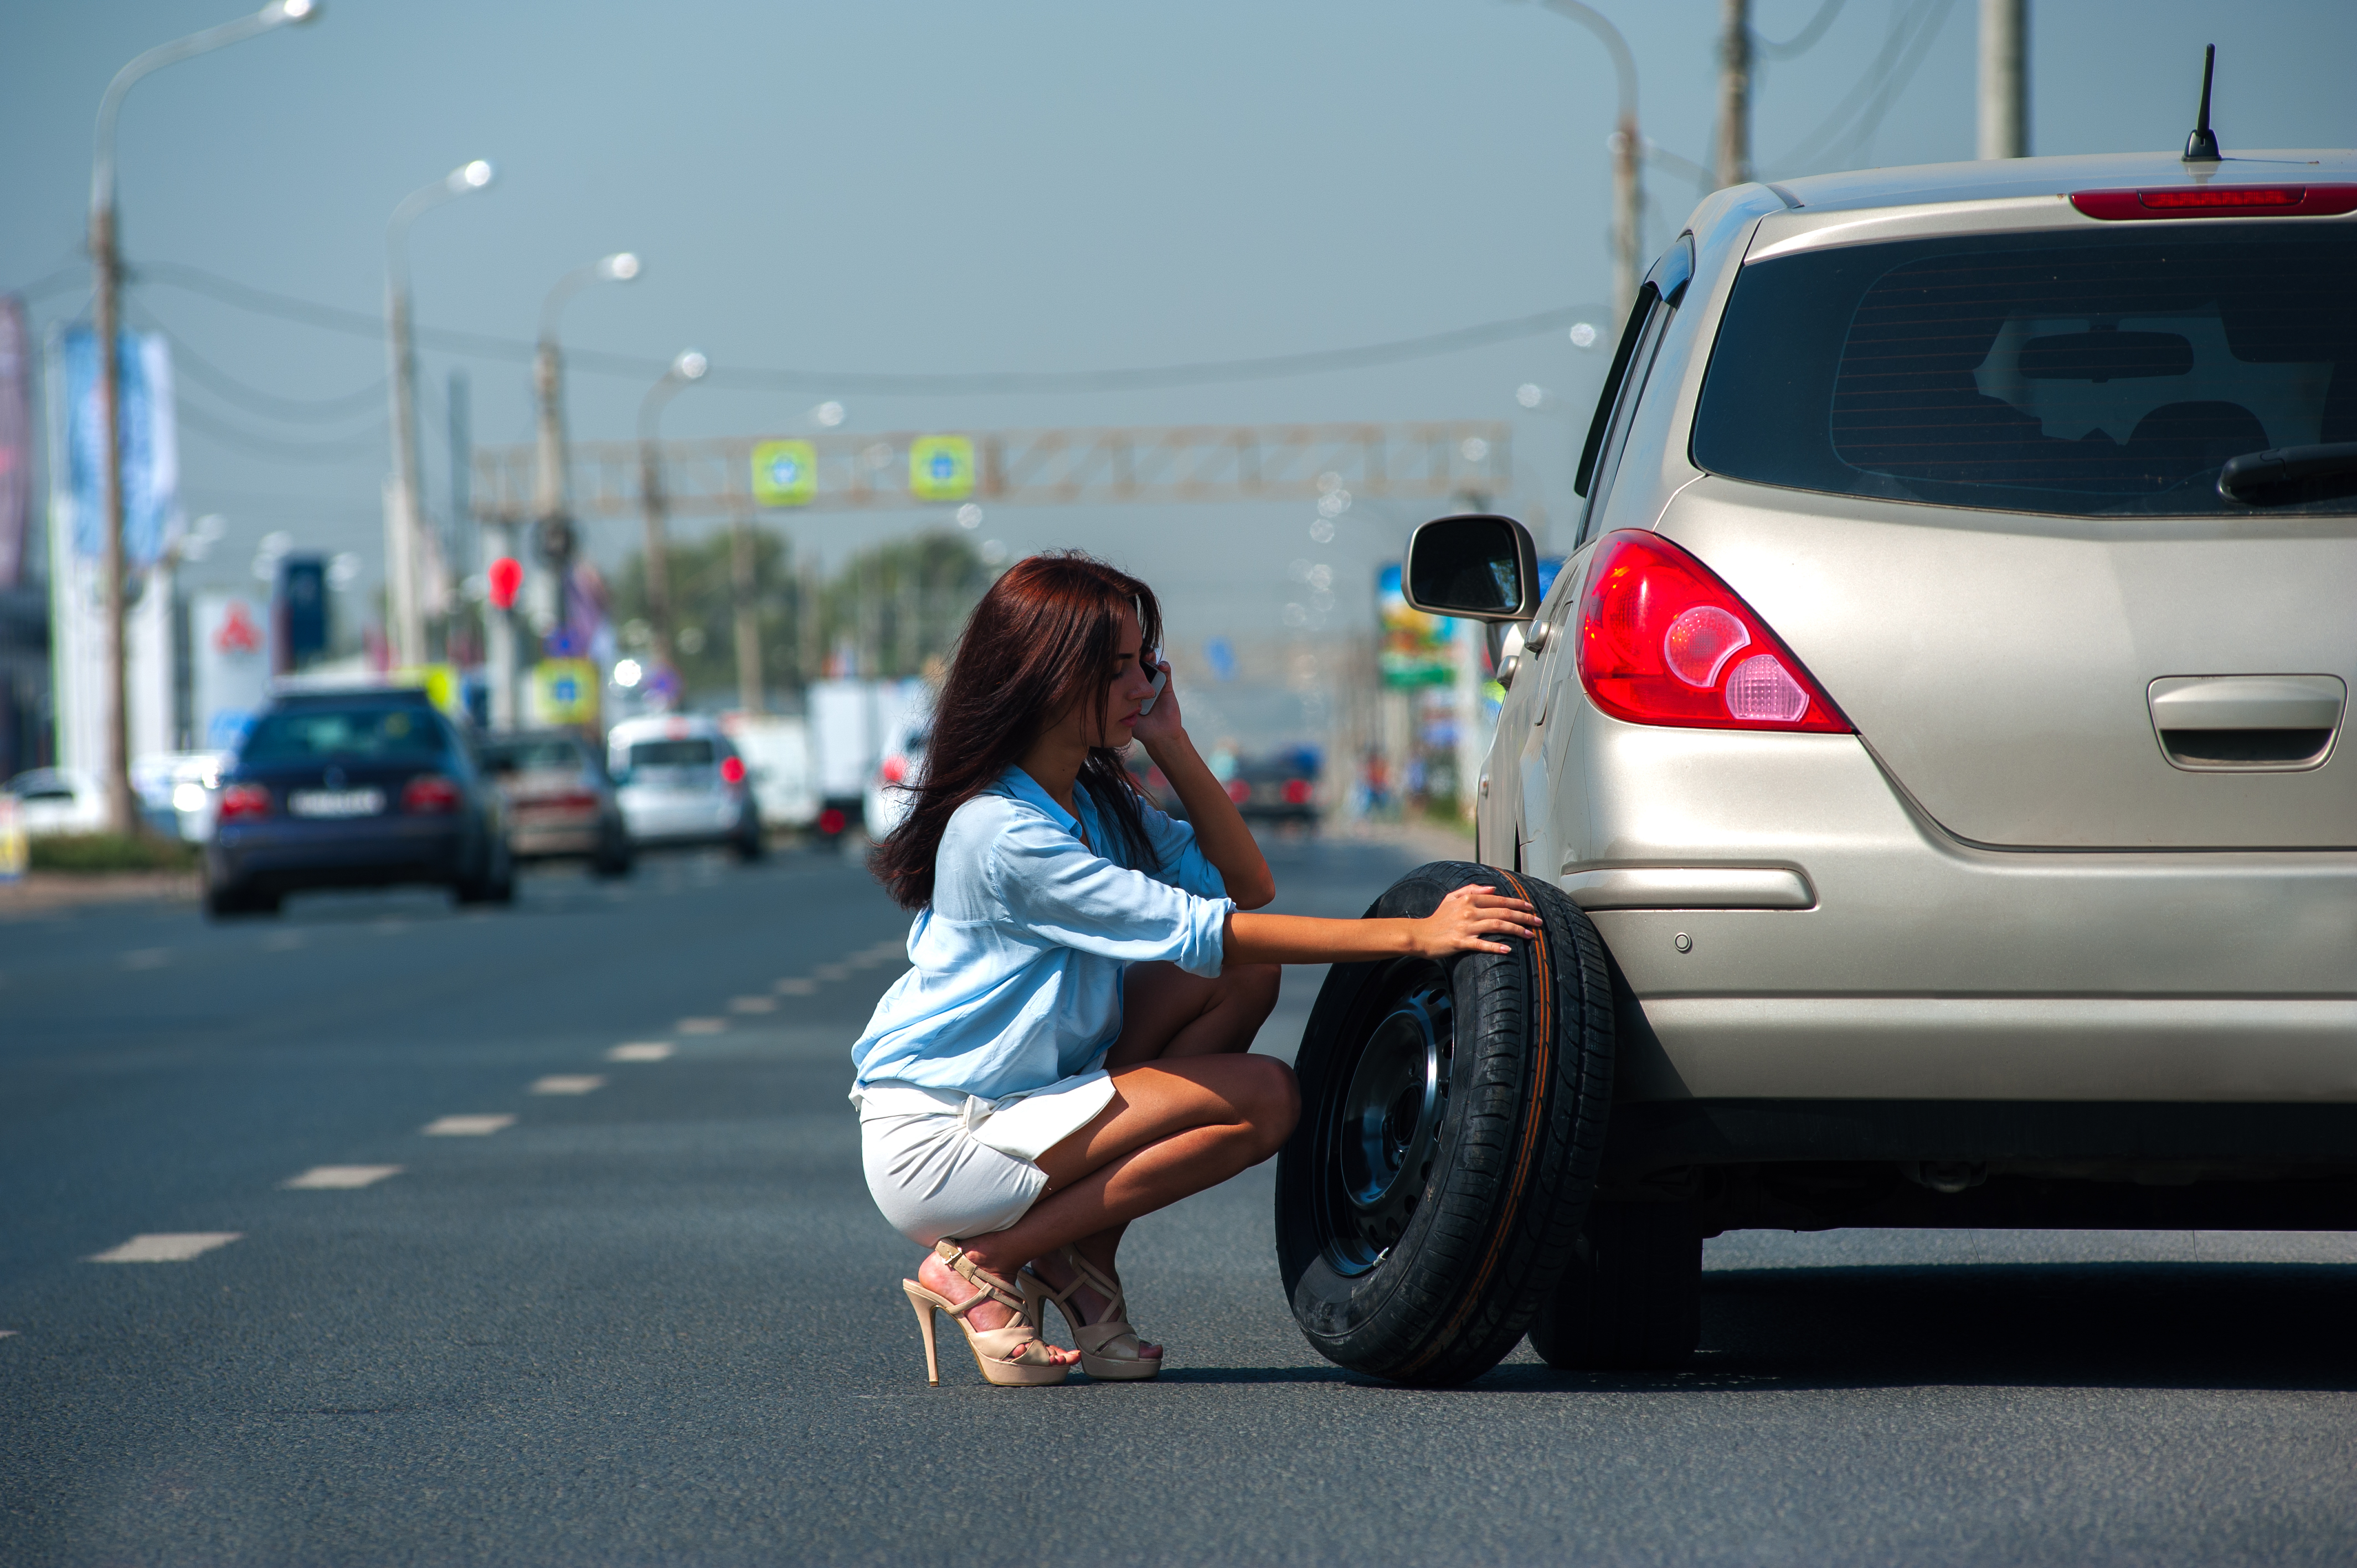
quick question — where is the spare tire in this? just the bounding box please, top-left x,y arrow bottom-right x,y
1275,860 -> 1614,1385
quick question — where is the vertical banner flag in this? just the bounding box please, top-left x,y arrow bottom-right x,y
47,327 -> 183,770
0,298 -> 29,589
1376,562 -> 1456,687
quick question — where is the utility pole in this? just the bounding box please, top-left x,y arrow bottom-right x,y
1978,0 -> 2027,159
1716,0 -> 1753,188
1541,2 -> 1644,327
86,0 -> 320,835
636,350 -> 706,690
731,515 -> 763,714
384,159 -> 493,672
527,252 -> 637,727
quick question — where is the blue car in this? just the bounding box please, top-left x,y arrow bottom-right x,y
202,688 -> 512,919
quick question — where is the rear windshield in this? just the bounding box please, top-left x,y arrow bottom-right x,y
1692,226 -> 2357,515
630,739 -> 716,768
485,739 -> 584,771
241,706 -> 447,764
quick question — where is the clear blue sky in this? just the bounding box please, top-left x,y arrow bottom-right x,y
5,0 -> 2351,645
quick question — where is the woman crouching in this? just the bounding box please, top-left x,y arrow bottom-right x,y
853,552 -> 1538,1385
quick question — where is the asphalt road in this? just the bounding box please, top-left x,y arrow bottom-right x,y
4,834 -> 2355,1567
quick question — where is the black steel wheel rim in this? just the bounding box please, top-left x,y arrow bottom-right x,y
1313,960 -> 1454,1276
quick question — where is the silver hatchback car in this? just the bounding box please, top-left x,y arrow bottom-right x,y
1275,147 -> 2357,1385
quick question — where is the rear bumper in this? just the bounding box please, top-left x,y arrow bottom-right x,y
208,816 -> 472,890
1532,703 -> 2357,1105
619,791 -> 745,844
508,811 -> 610,858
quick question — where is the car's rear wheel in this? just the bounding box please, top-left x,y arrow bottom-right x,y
454,837 -> 516,906
202,875 -> 280,920
1276,860 -> 1614,1385
1524,1201 -> 1703,1371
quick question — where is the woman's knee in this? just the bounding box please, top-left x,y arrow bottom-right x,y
1233,1053 -> 1299,1155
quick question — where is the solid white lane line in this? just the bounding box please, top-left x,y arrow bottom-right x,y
677,1017 -> 727,1034
282,1165 -> 404,1189
88,1233 -> 243,1263
120,948 -> 172,970
729,996 -> 776,1014
607,1041 -> 675,1062
774,978 -> 816,996
422,1114 -> 516,1136
531,1075 -> 605,1095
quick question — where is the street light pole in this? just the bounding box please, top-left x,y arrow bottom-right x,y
1716,0 -> 1753,188
88,0 -> 321,835
383,158 -> 493,674
1538,0 -> 1644,327
497,251 -> 640,730
1978,0 -> 2028,159
636,350 -> 707,695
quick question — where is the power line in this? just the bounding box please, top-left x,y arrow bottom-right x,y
132,260 -> 1610,398
1765,0 -> 1949,174
1753,0 -> 1850,59
1822,0 -> 1959,168
173,398 -> 385,462
133,306 -> 385,422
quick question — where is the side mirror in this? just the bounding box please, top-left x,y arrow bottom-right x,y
1403,513 -> 1540,622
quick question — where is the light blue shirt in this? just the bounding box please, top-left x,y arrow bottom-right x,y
850,766 -> 1234,1101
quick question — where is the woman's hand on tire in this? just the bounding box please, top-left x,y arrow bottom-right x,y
1409,884 -> 1541,957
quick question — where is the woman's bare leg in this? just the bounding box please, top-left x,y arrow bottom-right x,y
917,1053 -> 1297,1338
1033,961 -> 1283,1337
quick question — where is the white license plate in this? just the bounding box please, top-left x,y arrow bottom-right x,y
288,788 -> 385,818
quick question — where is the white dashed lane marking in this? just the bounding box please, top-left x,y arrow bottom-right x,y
0,1329 -> 16,1338
88,1233 -> 243,1263
811,964 -> 849,982
608,1041 -> 674,1062
531,1075 -> 604,1096
677,1018 -> 727,1034
774,978 -> 816,996
261,931 -> 306,951
120,948 -> 172,970
283,1165 -> 404,1189
729,996 -> 775,1014
422,1114 -> 516,1136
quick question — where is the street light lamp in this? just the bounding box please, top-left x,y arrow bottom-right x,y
1531,0 -> 1644,327
383,158 -> 495,672
86,0 -> 322,834
636,350 -> 707,685
493,250 -> 642,730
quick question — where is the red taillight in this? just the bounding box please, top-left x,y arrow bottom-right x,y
2071,184 -> 2357,221
720,755 -> 747,786
1576,531 -> 1850,734
817,807 -> 846,835
218,783 -> 272,822
1226,778 -> 1251,804
1282,778 -> 1314,806
402,774 -> 462,814
879,755 -> 905,785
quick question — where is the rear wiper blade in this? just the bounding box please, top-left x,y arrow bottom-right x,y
2218,442 -> 2357,508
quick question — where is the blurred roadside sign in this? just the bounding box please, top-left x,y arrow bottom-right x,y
393,663 -> 465,719
1377,562 -> 1455,687
752,439 -> 818,507
0,796 -> 24,881
532,659 -> 600,726
909,436 -> 975,502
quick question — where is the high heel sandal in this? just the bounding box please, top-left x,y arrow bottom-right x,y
1022,1245 -> 1163,1381
903,1239 -> 1071,1388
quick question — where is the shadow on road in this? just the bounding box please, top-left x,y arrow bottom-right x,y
1477,1262 -> 2357,1395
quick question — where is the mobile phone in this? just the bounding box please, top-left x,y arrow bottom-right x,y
1141,648 -> 1168,714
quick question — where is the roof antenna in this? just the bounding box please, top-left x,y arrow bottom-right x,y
2183,44 -> 2221,162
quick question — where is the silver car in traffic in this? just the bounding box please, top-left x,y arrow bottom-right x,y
1344,147 -> 2357,1376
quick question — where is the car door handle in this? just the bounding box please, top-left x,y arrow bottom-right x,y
2147,675 -> 2345,731
2148,674 -> 2344,772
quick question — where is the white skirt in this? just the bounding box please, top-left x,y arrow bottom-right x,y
853,1069 -> 1118,1247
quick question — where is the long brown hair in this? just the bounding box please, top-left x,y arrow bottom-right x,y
869,551 -> 1164,909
